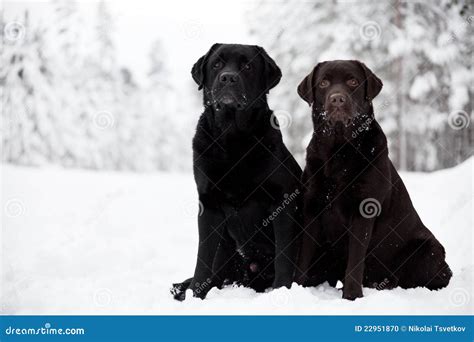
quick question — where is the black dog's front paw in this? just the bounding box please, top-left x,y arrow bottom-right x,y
170,283 -> 187,301
272,277 -> 292,289
342,285 -> 363,300
190,278 -> 214,300
170,278 -> 193,301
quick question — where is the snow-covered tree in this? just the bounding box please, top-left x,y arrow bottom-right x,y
247,0 -> 473,171
1,11 -> 67,165
146,40 -> 192,171
1,2 -> 187,172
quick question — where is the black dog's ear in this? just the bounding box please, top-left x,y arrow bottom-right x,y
191,43 -> 221,90
354,61 -> 383,101
297,62 -> 325,106
255,46 -> 282,93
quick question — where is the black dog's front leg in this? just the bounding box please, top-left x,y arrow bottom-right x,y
173,233 -> 234,301
343,214 -> 376,300
190,201 -> 226,299
272,204 -> 299,289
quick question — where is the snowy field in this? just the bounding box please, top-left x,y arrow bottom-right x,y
1,159 -> 472,315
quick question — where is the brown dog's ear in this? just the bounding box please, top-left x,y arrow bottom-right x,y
191,43 -> 221,90
297,62 -> 325,106
254,46 -> 282,93
355,61 -> 383,101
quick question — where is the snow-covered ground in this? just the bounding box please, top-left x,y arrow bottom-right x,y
1,159 -> 472,315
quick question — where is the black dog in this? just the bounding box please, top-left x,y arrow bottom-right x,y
295,60 -> 452,300
171,44 -> 302,300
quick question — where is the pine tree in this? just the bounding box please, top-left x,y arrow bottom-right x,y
247,0 -> 472,171
146,39 -> 191,171
1,11 -> 64,165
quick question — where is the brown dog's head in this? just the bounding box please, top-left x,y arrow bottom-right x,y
297,60 -> 382,135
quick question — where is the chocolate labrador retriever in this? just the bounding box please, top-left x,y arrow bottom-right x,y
171,44 -> 302,300
295,60 -> 452,300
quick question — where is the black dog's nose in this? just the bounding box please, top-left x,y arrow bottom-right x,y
219,72 -> 238,84
329,93 -> 347,107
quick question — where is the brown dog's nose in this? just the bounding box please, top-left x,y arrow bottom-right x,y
219,72 -> 238,84
329,93 -> 347,107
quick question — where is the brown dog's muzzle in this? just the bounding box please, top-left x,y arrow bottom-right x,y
325,92 -> 353,126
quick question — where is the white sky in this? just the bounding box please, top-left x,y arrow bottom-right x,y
3,0 -> 256,86
113,0 -> 254,84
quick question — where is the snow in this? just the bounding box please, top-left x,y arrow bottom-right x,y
1,158 -> 472,315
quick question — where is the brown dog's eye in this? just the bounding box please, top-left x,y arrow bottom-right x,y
319,79 -> 330,88
213,61 -> 223,69
347,78 -> 359,87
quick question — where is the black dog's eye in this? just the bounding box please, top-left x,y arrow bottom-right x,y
319,79 -> 330,88
243,63 -> 251,71
213,61 -> 223,69
347,78 -> 359,87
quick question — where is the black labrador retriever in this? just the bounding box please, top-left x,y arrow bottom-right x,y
295,60 -> 452,300
171,44 -> 302,300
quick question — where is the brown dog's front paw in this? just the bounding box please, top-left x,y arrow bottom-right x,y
342,286 -> 363,300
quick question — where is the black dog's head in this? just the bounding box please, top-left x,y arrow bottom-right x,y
192,43 -> 281,112
297,60 -> 382,136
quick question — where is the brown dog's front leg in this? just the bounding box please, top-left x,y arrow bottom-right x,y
295,219 -> 319,285
343,214 -> 376,300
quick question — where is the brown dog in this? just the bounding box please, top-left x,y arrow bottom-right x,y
295,60 -> 452,300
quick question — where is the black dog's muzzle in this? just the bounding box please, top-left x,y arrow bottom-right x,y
211,71 -> 248,110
